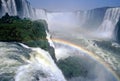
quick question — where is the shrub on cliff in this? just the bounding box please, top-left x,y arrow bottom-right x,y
0,13 -> 57,61
0,13 -> 49,50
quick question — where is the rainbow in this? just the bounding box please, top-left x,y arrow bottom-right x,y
52,38 -> 120,81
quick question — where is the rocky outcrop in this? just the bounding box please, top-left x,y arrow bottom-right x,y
0,13 -> 56,61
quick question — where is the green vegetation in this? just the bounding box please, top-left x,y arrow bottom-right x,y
0,13 -> 49,50
57,56 -> 88,79
0,13 -> 57,61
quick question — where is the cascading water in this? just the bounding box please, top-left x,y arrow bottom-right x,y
0,0 -> 47,20
1,0 -> 17,16
0,42 -> 66,81
34,9 -> 47,20
76,10 -> 96,27
46,31 -> 55,48
21,0 -> 31,18
76,8 -> 107,30
97,8 -> 120,39
15,46 -> 66,81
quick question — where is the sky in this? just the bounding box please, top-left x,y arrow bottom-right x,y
29,0 -> 120,11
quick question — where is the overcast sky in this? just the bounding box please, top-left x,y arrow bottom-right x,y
28,0 -> 120,11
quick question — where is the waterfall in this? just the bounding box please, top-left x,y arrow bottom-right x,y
1,0 -> 9,16
7,0 -> 17,16
15,44 -> 66,81
76,10 -> 95,27
21,0 -> 30,18
46,31 -> 55,48
0,42 -> 66,81
76,8 -> 107,30
0,0 -> 47,20
98,8 -> 120,39
75,7 -> 120,40
34,9 -> 47,20
1,0 -> 17,16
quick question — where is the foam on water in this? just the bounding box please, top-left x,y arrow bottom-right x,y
0,42 -> 66,81
15,43 -> 66,81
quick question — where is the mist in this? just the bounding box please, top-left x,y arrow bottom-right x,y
55,42 -> 118,81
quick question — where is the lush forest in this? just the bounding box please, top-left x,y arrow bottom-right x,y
0,13 -> 49,50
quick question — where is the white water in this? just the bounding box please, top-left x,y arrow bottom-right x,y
46,31 -> 55,48
21,0 -> 31,18
47,12 -> 79,29
15,46 -> 66,81
0,0 -> 47,20
0,42 -> 66,81
34,9 -> 47,20
98,8 -> 120,39
76,10 -> 94,26
1,0 -> 17,16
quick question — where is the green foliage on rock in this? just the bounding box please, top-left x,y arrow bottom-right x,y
57,56 -> 88,79
0,13 -> 57,62
0,13 -> 49,50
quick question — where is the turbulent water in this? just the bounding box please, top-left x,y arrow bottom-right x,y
98,8 -> 120,39
0,42 -> 66,81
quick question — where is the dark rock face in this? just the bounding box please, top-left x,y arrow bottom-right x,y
115,18 -> 120,43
